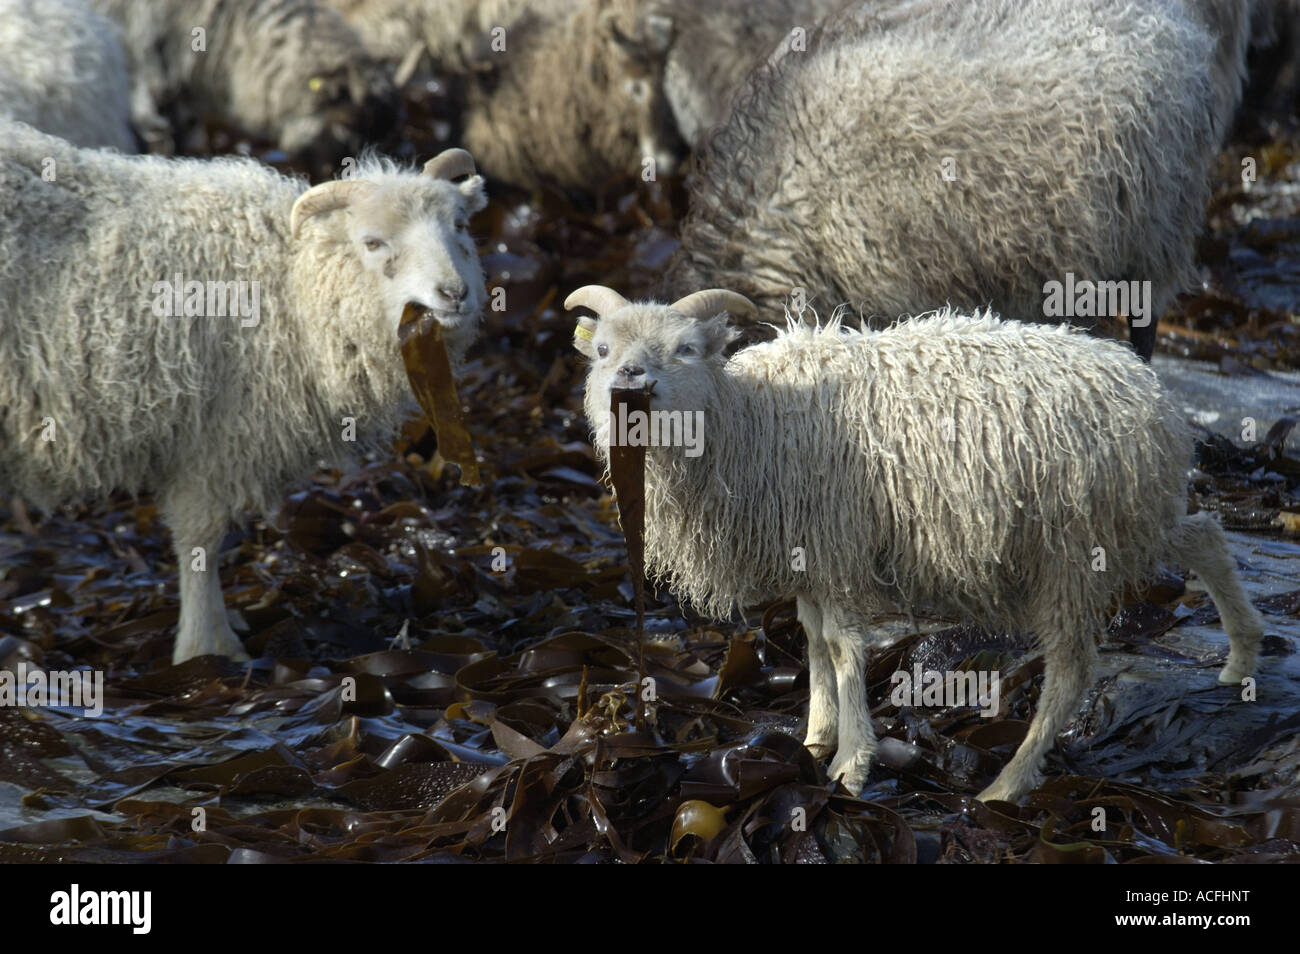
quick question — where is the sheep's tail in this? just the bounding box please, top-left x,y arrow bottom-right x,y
1168,511 -> 1264,684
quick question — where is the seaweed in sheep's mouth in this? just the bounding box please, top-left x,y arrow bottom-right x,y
608,384 -> 654,731
398,302 -> 481,486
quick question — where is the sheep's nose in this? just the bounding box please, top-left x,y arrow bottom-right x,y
436,282 -> 467,307
619,364 -> 645,378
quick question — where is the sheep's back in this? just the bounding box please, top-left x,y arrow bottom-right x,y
0,124 -> 306,511
653,316 -> 1190,625
670,0 -> 1218,326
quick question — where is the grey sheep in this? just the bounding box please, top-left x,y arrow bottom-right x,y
323,0 -> 687,191
459,0 -> 687,191
0,0 -> 136,151
656,0 -> 848,148
89,0 -> 396,163
665,0 -> 1229,360
0,123 -> 487,663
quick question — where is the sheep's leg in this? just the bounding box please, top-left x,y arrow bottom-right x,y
1127,313 -> 1155,362
163,495 -> 247,664
1169,512 -> 1264,684
978,606 -> 1097,803
823,605 -> 875,793
798,595 -> 837,758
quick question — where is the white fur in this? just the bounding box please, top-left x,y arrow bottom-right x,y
0,123 -> 487,663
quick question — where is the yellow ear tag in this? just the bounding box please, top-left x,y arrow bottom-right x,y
308,76 -> 324,92
574,324 -> 594,341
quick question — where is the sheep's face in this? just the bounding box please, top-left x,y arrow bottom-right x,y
346,176 -> 488,361
575,305 -> 736,453
274,59 -> 397,167
603,8 -> 687,177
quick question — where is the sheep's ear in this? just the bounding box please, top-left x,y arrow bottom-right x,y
458,174 -> 487,214
290,180 -> 371,238
702,316 -> 740,357
573,316 -> 598,358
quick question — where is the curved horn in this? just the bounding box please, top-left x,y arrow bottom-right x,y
564,285 -> 631,317
290,180 -> 371,238
669,289 -> 756,319
423,148 -> 477,181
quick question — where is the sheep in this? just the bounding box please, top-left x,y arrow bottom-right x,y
566,285 -> 1267,802
322,0 -> 687,191
457,0 -> 687,191
319,0 -> 531,72
88,0 -> 397,163
664,0 -> 1229,361
655,0 -> 848,148
0,0 -> 136,152
0,122 -> 488,664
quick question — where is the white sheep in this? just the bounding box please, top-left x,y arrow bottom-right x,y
0,0 -> 136,152
566,285 -> 1266,802
0,122 -> 487,663
89,0 -> 396,161
666,0 -> 1230,361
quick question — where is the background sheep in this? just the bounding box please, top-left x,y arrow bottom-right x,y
655,0 -> 847,148
458,0 -> 687,191
0,122 -> 487,663
567,286 -> 1266,802
0,0 -> 136,152
321,0 -> 531,73
665,0 -> 1225,361
89,0 -> 397,164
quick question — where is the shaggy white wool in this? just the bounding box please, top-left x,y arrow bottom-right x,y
574,295 -> 1266,802
0,0 -> 135,151
0,123 -> 487,662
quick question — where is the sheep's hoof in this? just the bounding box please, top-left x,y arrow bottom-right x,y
976,776 -> 1030,804
803,740 -> 835,760
172,630 -> 250,665
1217,665 -> 1251,686
826,750 -> 871,795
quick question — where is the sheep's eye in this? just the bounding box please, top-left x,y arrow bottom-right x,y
363,238 -> 383,252
626,79 -> 648,101
675,343 -> 695,357
597,344 -> 609,358
455,218 -> 469,231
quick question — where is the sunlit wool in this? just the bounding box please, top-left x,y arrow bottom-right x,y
0,0 -> 135,151
89,0 -> 395,157
576,297 -> 1266,802
665,0 -> 1227,358
0,124 -> 487,662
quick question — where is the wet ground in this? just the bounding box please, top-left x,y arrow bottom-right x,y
1,78 -> 1299,863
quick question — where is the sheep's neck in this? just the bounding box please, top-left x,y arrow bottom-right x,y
288,242 -> 409,440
